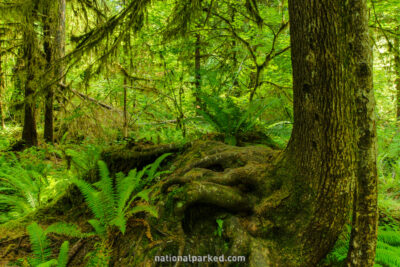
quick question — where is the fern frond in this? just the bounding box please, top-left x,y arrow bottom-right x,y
88,219 -> 106,237
45,222 -> 94,238
110,214 -> 127,234
123,188 -> 152,214
72,178 -> 106,222
127,204 -> 158,218
95,161 -> 116,219
145,153 -> 172,183
57,241 -> 69,267
377,230 -> 400,246
375,247 -> 400,266
36,259 -> 58,267
115,171 -> 138,214
27,222 -> 52,266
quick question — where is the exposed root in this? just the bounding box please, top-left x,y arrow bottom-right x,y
156,141 -> 290,265
162,163 -> 267,194
162,141 -> 281,219
173,181 -> 256,216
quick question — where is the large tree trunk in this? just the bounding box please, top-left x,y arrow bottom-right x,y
283,0 -> 358,263
43,0 -> 66,143
287,0 -> 377,265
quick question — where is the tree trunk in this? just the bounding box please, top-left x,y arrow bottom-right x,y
285,1 -> 357,263
194,33 -> 202,107
394,31 -> 400,120
43,12 -> 54,143
22,29 -> 38,147
123,76 -> 128,138
44,0 -> 66,143
346,1 -> 378,265
0,44 -> 5,129
286,1 -> 377,265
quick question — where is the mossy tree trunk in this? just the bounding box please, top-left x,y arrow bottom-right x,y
158,1 -> 377,266
287,0 -> 377,265
194,33 -> 202,108
22,13 -> 38,147
0,43 -> 5,129
43,0 -> 66,143
394,29 -> 400,120
345,1 -> 378,266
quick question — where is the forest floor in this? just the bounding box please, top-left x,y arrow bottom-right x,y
0,127 -> 400,266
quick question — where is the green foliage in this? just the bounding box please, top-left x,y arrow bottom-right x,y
196,94 -> 269,145
264,121 -> 293,149
73,154 -> 169,237
323,224 -> 400,266
0,153 -> 50,223
65,144 -> 102,175
214,219 -> 224,237
0,147 -> 70,223
26,222 -> 70,267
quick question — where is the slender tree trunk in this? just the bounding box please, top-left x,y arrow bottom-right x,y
394,31 -> 400,120
44,0 -> 66,143
249,65 -> 262,102
123,76 -> 128,138
0,43 -> 6,129
194,33 -> 202,107
22,30 -> 38,147
122,20 -> 130,139
43,13 -> 54,143
346,1 -> 378,265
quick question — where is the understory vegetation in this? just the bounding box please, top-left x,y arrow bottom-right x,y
0,0 -> 399,266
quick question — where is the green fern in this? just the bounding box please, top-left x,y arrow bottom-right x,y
196,94 -> 269,145
73,154 -> 168,236
65,144 -> 101,175
26,222 -> 71,267
323,225 -> 400,266
0,155 -> 45,223
56,241 -> 69,267
27,222 -> 52,266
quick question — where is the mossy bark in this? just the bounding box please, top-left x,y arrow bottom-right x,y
21,26 -> 38,147
0,46 -> 5,129
43,0 -> 66,143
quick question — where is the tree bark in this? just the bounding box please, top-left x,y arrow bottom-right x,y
284,0 -> 376,265
394,30 -> 400,120
0,43 -> 5,129
194,33 -> 202,107
346,1 -> 378,265
43,0 -> 66,143
22,29 -> 38,147
286,1 -> 357,263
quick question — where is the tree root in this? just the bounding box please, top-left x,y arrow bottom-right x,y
157,141 -> 291,265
